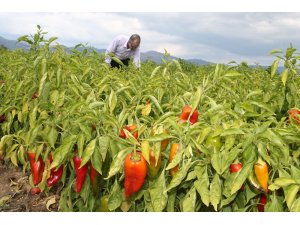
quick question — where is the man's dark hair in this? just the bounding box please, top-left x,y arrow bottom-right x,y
130,34 -> 141,42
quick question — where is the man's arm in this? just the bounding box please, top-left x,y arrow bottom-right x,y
105,37 -> 119,65
133,48 -> 141,68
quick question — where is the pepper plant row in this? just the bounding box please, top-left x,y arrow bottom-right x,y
1,27 -> 300,212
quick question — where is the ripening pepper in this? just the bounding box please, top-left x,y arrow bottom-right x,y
288,108 -> 300,124
179,105 -> 198,125
169,143 -> 180,176
73,156 -> 89,193
147,149 -> 162,179
119,124 -> 138,139
0,114 -> 6,123
27,152 -> 45,186
257,194 -> 267,212
47,153 -> 64,187
229,161 -> 244,191
90,162 -> 100,192
254,157 -> 269,193
30,187 -> 41,195
98,194 -> 110,212
124,151 -> 147,198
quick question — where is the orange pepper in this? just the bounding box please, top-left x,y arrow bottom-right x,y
254,157 -> 269,193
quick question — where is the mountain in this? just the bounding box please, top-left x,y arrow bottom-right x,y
0,36 -> 30,50
0,36 -> 211,65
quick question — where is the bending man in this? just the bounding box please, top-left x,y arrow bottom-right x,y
105,34 -> 141,68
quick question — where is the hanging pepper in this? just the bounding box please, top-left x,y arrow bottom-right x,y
179,105 -> 198,125
27,152 -> 44,186
247,171 -> 265,192
90,162 -> 100,192
288,108 -> 300,124
229,161 -> 244,191
73,156 -> 89,193
47,153 -> 64,187
147,149 -> 162,180
254,157 -> 269,193
257,194 -> 267,212
119,124 -> 138,139
169,143 -> 180,176
124,151 -> 147,198
0,114 -> 6,123
151,126 -> 170,152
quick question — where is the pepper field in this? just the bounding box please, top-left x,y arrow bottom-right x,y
1,26 -> 300,212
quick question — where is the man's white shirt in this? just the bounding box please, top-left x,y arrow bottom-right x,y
105,35 -> 140,68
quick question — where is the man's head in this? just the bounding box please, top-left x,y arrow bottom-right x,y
127,34 -> 141,50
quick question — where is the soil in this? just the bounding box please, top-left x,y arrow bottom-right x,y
0,160 -> 60,212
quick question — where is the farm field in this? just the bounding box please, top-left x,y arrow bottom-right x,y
1,27 -> 300,212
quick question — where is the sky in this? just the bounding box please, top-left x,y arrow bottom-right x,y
1,12 -> 300,66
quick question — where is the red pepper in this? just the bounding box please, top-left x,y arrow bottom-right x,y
73,156 -> 88,193
119,124 -> 138,139
169,143 -> 180,176
47,153 -> 64,187
124,151 -> 147,198
258,194 -> 267,212
32,91 -> 39,99
179,105 -> 198,125
288,108 -> 300,124
90,162 -> 100,192
0,114 -> 6,123
229,162 -> 244,191
30,187 -> 41,195
27,152 -> 44,186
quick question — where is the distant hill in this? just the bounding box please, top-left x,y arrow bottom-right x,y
0,36 -> 211,65
0,36 -> 30,50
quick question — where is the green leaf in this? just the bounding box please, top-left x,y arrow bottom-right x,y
91,146 -> 103,174
281,69 -> 289,86
182,187 -> 196,212
249,100 -> 274,114
80,138 -> 96,168
194,165 -> 210,206
145,134 -> 174,142
141,140 -> 150,164
290,197 -> 300,212
51,135 -> 76,169
231,161 -> 254,195
196,126 -> 212,144
270,59 -> 279,78
98,136 -> 109,162
50,90 -> 59,106
39,72 -> 47,96
291,165 -> 300,179
147,95 -> 164,114
274,177 -> 297,187
256,142 -> 271,165
165,159 -> 192,192
108,179 -> 123,211
190,86 -> 203,114
149,170 -> 168,212
166,150 -> 183,170
109,89 -> 117,114
210,174 -> 222,211
150,66 -> 161,78
105,148 -> 131,179
285,185 -> 299,210
265,194 -> 283,212
224,135 -> 235,151
220,128 -> 245,136
47,126 -> 58,149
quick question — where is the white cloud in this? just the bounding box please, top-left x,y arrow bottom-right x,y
0,12 -> 299,65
